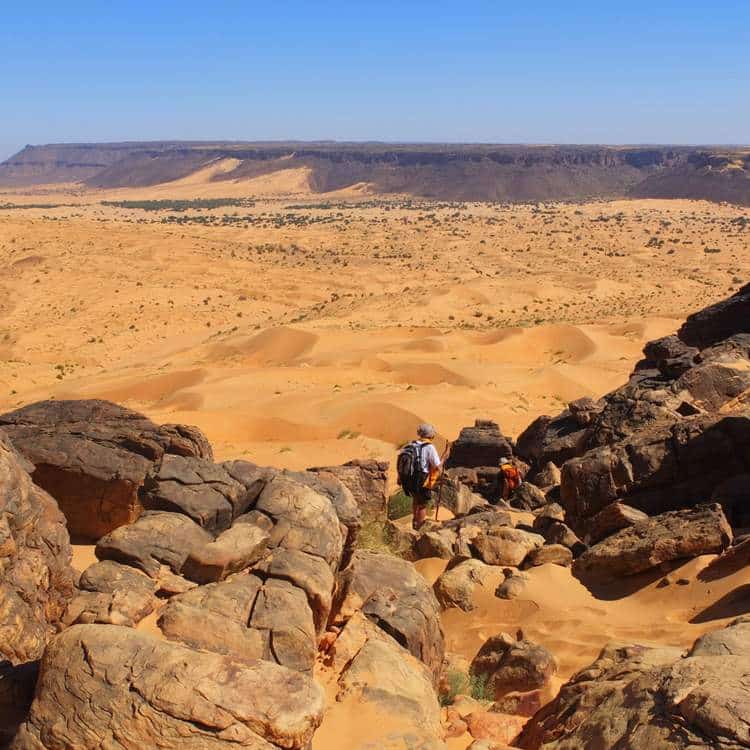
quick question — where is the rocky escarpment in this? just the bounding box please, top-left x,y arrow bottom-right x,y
2,141 -> 750,205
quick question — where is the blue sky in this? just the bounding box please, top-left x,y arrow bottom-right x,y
1,1 -> 748,160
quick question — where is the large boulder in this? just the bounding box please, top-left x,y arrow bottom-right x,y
0,434 -> 74,665
678,281 -> 750,349
560,413 -> 750,528
325,612 -> 445,750
142,454 -> 251,533
0,400 -> 212,540
159,574 -> 317,673
256,474 -> 344,570
517,617 -> 750,749
64,560 -> 157,627
446,420 -> 513,469
284,468 -> 362,565
95,510 -> 212,578
471,633 -> 557,698
331,550 -> 445,684
307,458 -> 388,518
573,503 -> 732,579
434,558 -> 495,612
473,527 -> 545,567
181,522 -> 269,583
516,286 -> 750,526
11,624 -> 324,749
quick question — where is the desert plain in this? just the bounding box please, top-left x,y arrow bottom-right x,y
1,164 -> 749,748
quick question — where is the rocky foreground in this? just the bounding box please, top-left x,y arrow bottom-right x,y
0,282 -> 748,749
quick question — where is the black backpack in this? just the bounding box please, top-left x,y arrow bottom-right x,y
397,441 -> 428,495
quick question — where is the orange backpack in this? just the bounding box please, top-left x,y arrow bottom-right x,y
501,463 -> 521,495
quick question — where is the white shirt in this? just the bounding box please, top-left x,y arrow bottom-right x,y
416,441 -> 441,473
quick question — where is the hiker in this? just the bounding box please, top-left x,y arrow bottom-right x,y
499,459 -> 521,502
397,423 -> 443,530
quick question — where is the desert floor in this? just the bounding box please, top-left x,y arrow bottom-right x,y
3,169 -> 749,747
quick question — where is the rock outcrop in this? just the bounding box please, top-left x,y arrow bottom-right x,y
0,400 -> 212,540
514,284 -> 750,531
11,624 -> 324,750
0,434 -> 74,665
307,458 -> 388,518
573,504 -> 732,578
517,617 -> 750,749
331,550 -> 445,683
446,420 -> 514,470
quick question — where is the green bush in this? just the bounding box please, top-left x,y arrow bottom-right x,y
439,669 -> 493,706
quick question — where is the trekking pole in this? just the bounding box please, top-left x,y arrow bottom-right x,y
434,441 -> 451,521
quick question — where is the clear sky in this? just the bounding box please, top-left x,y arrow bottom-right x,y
2,1 -> 749,160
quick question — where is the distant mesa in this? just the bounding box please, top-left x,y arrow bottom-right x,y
1,141 -> 749,205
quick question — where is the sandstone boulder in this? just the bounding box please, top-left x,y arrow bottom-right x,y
285,468 -> 362,564
331,550 -> 445,683
511,482 -> 548,510
678,281 -> 750,349
65,559 -> 157,627
95,510 -> 212,577
473,527 -> 545,567
529,461 -> 561,490
181,522 -> 269,583
158,573 -> 317,673
495,570 -> 529,599
434,558 -> 495,611
573,504 -> 732,579
585,501 -> 649,545
446,420 -> 513,469
256,474 -> 344,570
0,434 -> 74,665
561,413 -> 750,527
523,544 -> 573,568
142,454 -> 249,532
518,616 -> 750,749
252,547 -> 335,634
326,612 -> 445,749
307,458 -> 388,518
471,633 -> 557,698
11,624 -> 324,749
0,399 -> 211,540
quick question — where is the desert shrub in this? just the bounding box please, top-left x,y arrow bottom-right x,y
388,490 -> 413,520
439,670 -> 493,705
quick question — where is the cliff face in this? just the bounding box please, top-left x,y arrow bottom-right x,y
1,141 -> 749,205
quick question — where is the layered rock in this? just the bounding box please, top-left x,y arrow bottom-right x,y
517,616 -> 750,749
515,284 -> 750,530
11,624 -> 324,750
0,400 -> 212,540
0,434 -> 74,665
446,420 -> 513,469
573,504 -> 732,579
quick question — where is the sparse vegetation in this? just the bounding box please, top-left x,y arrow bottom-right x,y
439,669 -> 493,706
388,490 -> 413,520
101,198 -> 254,211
